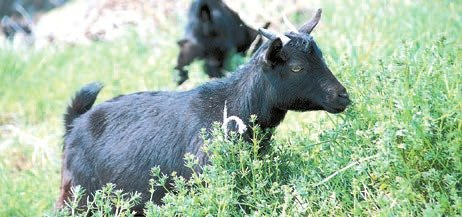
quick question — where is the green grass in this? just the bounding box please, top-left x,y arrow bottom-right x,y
0,0 -> 461,216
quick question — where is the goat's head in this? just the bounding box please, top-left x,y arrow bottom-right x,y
258,9 -> 350,113
194,0 -> 226,38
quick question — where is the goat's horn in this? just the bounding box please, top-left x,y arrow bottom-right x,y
283,14 -> 298,33
258,28 -> 277,40
299,8 -> 322,34
258,28 -> 290,45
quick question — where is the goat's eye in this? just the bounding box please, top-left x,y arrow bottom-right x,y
291,65 -> 303,72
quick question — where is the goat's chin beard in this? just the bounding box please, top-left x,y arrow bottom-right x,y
282,100 -> 324,112
281,99 -> 347,113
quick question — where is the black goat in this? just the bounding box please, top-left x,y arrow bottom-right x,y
1,0 -> 67,39
175,0 -> 268,85
57,9 -> 350,213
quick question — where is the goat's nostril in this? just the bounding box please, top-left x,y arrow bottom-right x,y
338,92 -> 349,99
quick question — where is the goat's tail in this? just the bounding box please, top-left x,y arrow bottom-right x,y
64,82 -> 103,134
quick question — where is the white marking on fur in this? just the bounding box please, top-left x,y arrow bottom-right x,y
222,101 -> 247,137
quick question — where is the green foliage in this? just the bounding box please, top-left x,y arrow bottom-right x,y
51,184 -> 141,217
0,0 -> 461,216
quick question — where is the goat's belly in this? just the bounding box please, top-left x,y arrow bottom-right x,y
68,122 -> 205,201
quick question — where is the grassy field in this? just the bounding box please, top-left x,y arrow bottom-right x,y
0,0 -> 461,216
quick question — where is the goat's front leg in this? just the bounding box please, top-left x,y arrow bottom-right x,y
205,53 -> 226,78
175,39 -> 203,85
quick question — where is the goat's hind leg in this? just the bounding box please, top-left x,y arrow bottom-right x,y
55,159 -> 73,210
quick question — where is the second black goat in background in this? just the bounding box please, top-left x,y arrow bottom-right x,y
175,0 -> 269,85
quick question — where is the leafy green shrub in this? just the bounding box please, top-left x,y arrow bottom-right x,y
52,184 -> 141,217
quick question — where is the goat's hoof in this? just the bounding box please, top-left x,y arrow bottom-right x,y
176,75 -> 188,86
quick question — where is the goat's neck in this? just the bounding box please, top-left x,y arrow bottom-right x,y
226,63 -> 287,130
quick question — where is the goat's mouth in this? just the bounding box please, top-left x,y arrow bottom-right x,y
322,98 -> 350,114
323,105 -> 347,113
283,97 -> 350,113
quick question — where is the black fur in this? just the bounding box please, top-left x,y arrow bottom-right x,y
1,0 -> 67,39
174,0 -> 269,85
59,21 -> 350,214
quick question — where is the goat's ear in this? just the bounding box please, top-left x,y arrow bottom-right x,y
265,38 -> 285,67
199,4 -> 212,22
